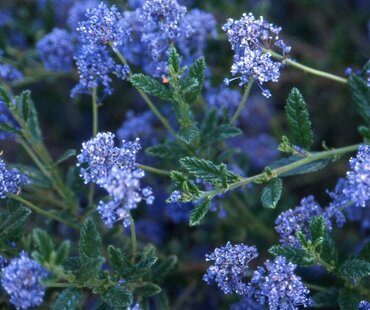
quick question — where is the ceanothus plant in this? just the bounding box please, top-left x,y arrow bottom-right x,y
0,0 -> 369,309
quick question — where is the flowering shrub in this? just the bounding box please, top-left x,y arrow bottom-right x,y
0,0 -> 369,309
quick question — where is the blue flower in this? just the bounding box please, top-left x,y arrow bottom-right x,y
1,251 -> 48,310
359,300 -> 370,310
0,100 -> 19,140
77,132 -> 141,184
76,2 -> 130,48
0,51 -> 23,83
67,0 -> 100,31
248,256 -> 312,310
203,242 -> 259,295
0,158 -> 29,199
37,28 -> 75,72
275,196 -> 329,248
222,13 -> 290,97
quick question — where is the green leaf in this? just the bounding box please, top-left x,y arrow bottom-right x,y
129,74 -> 173,101
207,124 -> 242,143
101,286 -> 133,310
146,142 -> 184,159
270,156 -> 331,177
55,149 -> 76,165
135,283 -> 161,297
33,228 -> 55,261
107,245 -> 131,276
178,125 -> 199,144
184,57 -> 206,103
52,288 -> 82,310
169,48 -> 180,75
261,178 -> 283,209
154,292 -> 170,310
152,255 -> 178,281
55,240 -> 71,265
338,288 -> 360,310
359,241 -> 370,262
79,218 -> 102,263
337,258 -> 370,279
313,288 -> 339,308
200,109 -> 218,136
22,91 -> 42,142
309,216 -> 326,243
320,232 -> 338,267
189,198 -> 211,226
180,157 -> 237,183
0,86 -> 12,105
0,205 -> 31,241
348,74 -> 370,123
63,257 -> 81,273
285,88 -> 313,149
269,245 -> 314,266
0,123 -> 22,136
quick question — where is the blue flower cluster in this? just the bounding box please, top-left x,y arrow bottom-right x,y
204,243 -> 312,309
1,251 -> 48,310
0,51 -> 23,83
222,13 -> 291,98
359,300 -> 370,310
0,158 -> 29,199
248,256 -> 312,309
0,100 -> 19,140
203,242 -> 259,295
36,28 -> 75,72
77,132 -> 154,228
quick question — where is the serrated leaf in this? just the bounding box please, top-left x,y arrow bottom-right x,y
313,288 -> 339,308
270,156 -> 331,177
79,218 -> 102,263
22,91 -> 42,142
108,245 -> 131,276
101,286 -> 133,310
152,255 -> 178,281
135,283 -> 161,297
146,142 -> 184,159
52,288 -> 82,310
55,240 -> 71,265
207,124 -> 242,143
269,245 -> 313,266
184,57 -> 206,103
169,48 -> 180,75
338,288 -> 360,310
178,125 -> 199,144
0,206 -> 31,241
33,228 -> 55,261
200,109 -> 218,136
261,178 -> 282,209
285,88 -> 313,149
0,123 -> 22,136
130,74 -> 173,101
189,198 -> 211,226
63,257 -> 81,272
0,86 -> 12,105
320,232 -> 338,268
348,74 -> 370,123
309,216 -> 326,243
55,149 -> 76,165
338,258 -> 370,279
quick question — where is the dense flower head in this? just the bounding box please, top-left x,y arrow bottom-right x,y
0,51 -> 23,83
178,9 -> 217,59
76,2 -> 130,48
222,12 -> 290,97
275,196 -> 329,248
77,132 -> 141,184
206,86 -> 242,117
71,45 -> 128,97
0,255 -> 7,268
1,251 -> 48,310
230,296 -> 265,310
343,144 -> 370,207
67,0 -> 100,30
359,300 -> 370,310
204,242 -> 259,295
97,166 -> 154,228
0,158 -> 29,199
248,256 -> 312,309
36,28 -> 75,72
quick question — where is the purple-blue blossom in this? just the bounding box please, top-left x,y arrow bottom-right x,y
67,0 -> 100,31
36,28 -> 75,72
222,13 -> 291,97
0,158 -> 29,199
1,251 -> 48,310
248,256 -> 312,309
77,132 -> 141,184
359,300 -> 370,310
76,2 -> 130,48
275,196 -> 329,248
0,100 -> 19,140
203,242 -> 259,295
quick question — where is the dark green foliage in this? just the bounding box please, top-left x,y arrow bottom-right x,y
285,88 -> 313,149
51,288 -> 82,310
313,288 -> 339,308
107,245 -> 131,276
33,228 -> 55,262
146,142 -> 185,159
101,286 -> 133,310
189,198 -> 211,226
183,57 -> 206,103
309,216 -> 326,244
338,288 -> 360,310
134,283 -> 161,297
129,74 -> 173,101
177,125 -> 199,144
261,178 -> 283,209
337,258 -> 370,280
269,245 -> 313,266
55,149 -> 77,165
152,255 -> 178,281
